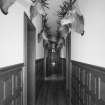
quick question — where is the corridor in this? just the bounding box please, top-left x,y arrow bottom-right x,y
36,80 -> 69,105
0,0 -> 105,105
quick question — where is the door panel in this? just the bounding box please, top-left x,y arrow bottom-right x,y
24,13 -> 36,105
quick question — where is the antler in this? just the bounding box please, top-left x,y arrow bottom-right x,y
57,1 -> 71,19
71,0 -> 77,6
57,0 -> 77,19
38,13 -> 51,43
40,0 -> 49,8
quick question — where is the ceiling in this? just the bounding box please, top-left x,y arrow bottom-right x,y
44,0 -> 68,36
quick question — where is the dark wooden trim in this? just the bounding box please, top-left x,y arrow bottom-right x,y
66,32 -> 71,105
24,12 -> 36,105
35,59 -> 44,101
71,60 -> 105,105
0,63 -> 24,72
0,63 -> 24,105
71,60 -> 105,73
35,58 -> 44,62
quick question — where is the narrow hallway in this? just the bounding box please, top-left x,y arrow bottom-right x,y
36,80 -> 69,105
0,0 -> 105,105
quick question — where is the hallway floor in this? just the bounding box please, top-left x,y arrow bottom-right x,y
36,80 -> 69,105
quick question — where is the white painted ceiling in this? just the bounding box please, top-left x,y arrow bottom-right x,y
43,0 -> 68,36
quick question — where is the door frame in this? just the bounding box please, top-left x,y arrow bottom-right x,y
23,12 -> 36,105
66,32 -> 71,99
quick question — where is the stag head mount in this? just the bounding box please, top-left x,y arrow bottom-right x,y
57,0 -> 77,19
57,0 -> 85,36
0,0 -> 16,15
0,0 -> 49,15
42,14 -> 51,35
31,0 -> 49,8
38,14 -> 51,43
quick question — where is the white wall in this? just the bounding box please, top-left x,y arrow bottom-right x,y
0,2 -> 28,67
17,0 -> 44,60
71,0 -> 105,67
0,0 -> 45,68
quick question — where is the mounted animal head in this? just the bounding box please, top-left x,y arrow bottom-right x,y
57,24 -> 70,39
38,30 -> 48,43
57,0 -> 84,36
30,0 -> 48,20
56,26 -> 66,50
0,0 -> 16,15
72,13 -> 84,35
38,13 -> 51,44
60,8 -> 76,25
0,0 -> 34,15
60,5 -> 84,35
57,37 -> 65,51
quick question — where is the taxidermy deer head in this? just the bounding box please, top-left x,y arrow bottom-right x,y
38,30 -> 48,43
57,0 -> 84,36
38,14 -> 50,43
0,0 -> 16,15
57,37 -> 65,50
60,6 -> 84,35
0,0 -> 48,16
30,0 -> 48,20
0,0 -> 34,15
56,22 -> 70,43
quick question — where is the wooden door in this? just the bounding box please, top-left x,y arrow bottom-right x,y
24,13 -> 36,105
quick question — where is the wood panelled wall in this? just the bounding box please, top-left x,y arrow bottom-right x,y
35,59 -> 44,100
59,58 -> 66,79
0,63 -> 24,105
71,61 -> 105,105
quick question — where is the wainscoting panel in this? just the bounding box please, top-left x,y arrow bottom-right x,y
35,59 -> 44,100
0,63 -> 24,105
71,61 -> 105,105
59,58 -> 66,79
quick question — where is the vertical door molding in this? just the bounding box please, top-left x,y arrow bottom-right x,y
24,12 -> 36,105
66,32 -> 71,103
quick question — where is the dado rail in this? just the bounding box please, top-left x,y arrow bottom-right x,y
0,63 -> 24,105
71,61 -> 105,105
